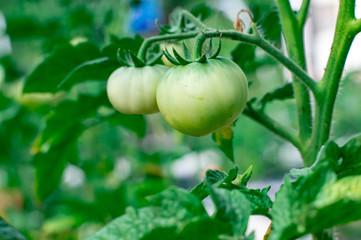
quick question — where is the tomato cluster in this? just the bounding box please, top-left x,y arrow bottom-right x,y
107,52 -> 248,136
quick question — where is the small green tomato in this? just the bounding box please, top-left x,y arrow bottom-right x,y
156,57 -> 248,136
107,65 -> 168,114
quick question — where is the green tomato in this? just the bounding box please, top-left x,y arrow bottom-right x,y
156,57 -> 248,136
107,65 -> 168,114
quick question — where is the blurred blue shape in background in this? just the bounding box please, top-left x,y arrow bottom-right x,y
129,0 -> 163,34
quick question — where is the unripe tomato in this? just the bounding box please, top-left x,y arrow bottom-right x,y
107,65 -> 168,114
156,57 -> 248,136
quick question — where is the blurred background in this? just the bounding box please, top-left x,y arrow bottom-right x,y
0,0 -> 360,239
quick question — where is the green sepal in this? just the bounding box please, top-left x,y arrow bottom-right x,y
155,19 -> 174,34
147,52 -> 163,66
209,35 -> 222,59
172,47 -> 192,65
196,53 -> 207,63
127,51 -> 146,67
116,49 -> 131,67
163,48 -> 181,66
182,42 -> 191,59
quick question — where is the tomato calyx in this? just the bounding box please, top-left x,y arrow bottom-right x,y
116,49 -> 163,68
162,34 -> 222,66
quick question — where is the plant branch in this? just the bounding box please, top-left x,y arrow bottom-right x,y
192,30 -> 317,94
276,0 -> 313,147
180,10 -> 209,30
351,18 -> 361,34
137,31 -> 200,61
308,0 -> 357,164
243,104 -> 301,150
297,0 -> 311,28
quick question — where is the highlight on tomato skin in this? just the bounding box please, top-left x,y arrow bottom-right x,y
106,64 -> 168,115
156,57 -> 248,136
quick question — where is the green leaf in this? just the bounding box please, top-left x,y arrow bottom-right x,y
271,171 -> 336,239
212,123 -> 235,162
231,44 -> 258,73
311,175 -> 361,221
290,141 -> 340,178
338,134 -> 361,177
34,140 -> 80,201
210,188 -> 251,236
270,141 -> 361,240
0,217 -> 26,240
233,165 -> 253,186
32,92 -> 144,200
0,92 -> 13,110
239,187 -> 272,216
140,227 -> 177,240
190,169 -> 227,200
24,42 -> 101,93
85,188 -> 207,240
242,2 -> 281,42
175,217 -> 232,240
149,187 -> 206,217
57,57 -> 119,90
258,83 -> 294,111
109,35 -> 143,55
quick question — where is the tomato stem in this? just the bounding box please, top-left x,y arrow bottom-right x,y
276,0 -> 313,158
307,0 -> 357,166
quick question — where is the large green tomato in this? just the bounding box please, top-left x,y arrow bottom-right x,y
156,57 -> 248,136
107,65 -> 168,114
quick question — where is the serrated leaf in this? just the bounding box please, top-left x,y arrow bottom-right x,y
149,187 -> 206,217
175,217 -> 233,240
270,141 -> 360,240
290,141 -> 340,179
338,134 -> 361,177
270,171 -> 336,239
0,217 -> 26,240
258,83 -> 294,110
24,42 -> 101,93
85,188 -> 206,240
190,169 -> 227,200
212,124 -> 234,162
211,188 -> 251,236
238,187 -> 272,216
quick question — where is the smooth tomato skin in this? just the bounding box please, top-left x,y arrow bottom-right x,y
156,57 -> 248,136
107,65 -> 168,114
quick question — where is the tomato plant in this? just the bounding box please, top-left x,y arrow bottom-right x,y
157,57 -> 248,136
2,1 -> 361,240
